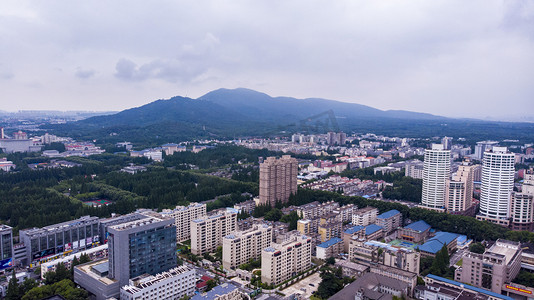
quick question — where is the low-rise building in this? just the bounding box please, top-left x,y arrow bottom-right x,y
191,283 -> 242,300
376,209 -> 402,234
349,240 -> 419,274
351,207 -> 378,227
455,239 -> 522,293
417,232 -> 458,257
318,221 -> 342,243
330,272 -> 410,300
316,237 -> 343,260
397,220 -> 431,243
296,201 -> 339,219
363,224 -> 384,240
334,260 -> 369,278
120,266 -> 195,300
332,204 -> 355,223
342,225 -> 365,252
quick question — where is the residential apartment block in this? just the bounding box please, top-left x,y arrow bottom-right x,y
445,162 -> 475,213
261,233 -> 312,285
375,209 -> 402,234
296,201 -> 339,219
222,224 -> 272,270
191,211 -> 237,255
352,207 -> 378,227
160,203 -> 207,242
477,147 -> 515,226
259,155 -> 298,206
421,144 -> 451,210
510,168 -> 534,231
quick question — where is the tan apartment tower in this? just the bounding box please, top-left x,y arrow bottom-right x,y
445,162 -> 475,213
259,155 -> 298,206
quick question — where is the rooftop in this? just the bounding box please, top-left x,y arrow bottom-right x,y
191,283 -> 239,300
377,209 -> 401,219
344,225 -> 364,235
365,224 -> 383,235
317,237 -> 343,248
427,274 -> 514,300
404,220 -> 431,233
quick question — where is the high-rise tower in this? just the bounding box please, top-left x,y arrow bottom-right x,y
259,155 -> 298,206
476,147 -> 515,226
445,162 -> 475,213
421,144 -> 450,210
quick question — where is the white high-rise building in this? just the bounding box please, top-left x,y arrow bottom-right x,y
421,144 -> 450,210
191,211 -> 237,255
261,233 -> 312,285
222,224 -> 272,271
476,147 -> 515,226
160,203 -> 207,242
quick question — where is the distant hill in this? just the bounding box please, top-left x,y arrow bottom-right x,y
199,88 -> 444,122
44,88 -> 534,144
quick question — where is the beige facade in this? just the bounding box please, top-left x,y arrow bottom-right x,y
222,225 -> 272,270
349,240 -> 420,274
191,212 -> 237,255
352,207 -> 378,226
259,155 -> 298,206
160,203 -> 207,242
296,201 -> 339,219
333,204 -> 355,222
261,233 -> 312,286
511,169 -> 534,231
445,163 -> 474,213
318,221 -> 342,243
455,239 -> 522,293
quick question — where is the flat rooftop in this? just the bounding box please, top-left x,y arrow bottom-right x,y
76,259 -> 116,285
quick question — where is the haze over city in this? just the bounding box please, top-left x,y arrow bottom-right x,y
1,1 -> 533,121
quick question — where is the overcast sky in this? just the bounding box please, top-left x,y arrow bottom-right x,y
1,1 -> 533,120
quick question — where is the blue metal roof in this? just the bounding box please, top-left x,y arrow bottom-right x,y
365,224 -> 383,235
426,274 -> 514,300
417,232 -> 459,254
377,209 -> 401,219
317,237 -> 343,248
344,225 -> 364,235
191,283 -> 239,300
417,240 -> 445,254
404,220 -> 431,232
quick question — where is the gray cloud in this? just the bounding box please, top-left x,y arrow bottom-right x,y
0,1 -> 532,119
75,68 -> 95,79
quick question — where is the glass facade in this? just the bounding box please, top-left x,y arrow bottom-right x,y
128,226 -> 176,278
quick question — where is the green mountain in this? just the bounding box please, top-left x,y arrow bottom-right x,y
42,88 -> 534,144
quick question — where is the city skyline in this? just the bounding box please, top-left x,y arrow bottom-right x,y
0,1 -> 533,120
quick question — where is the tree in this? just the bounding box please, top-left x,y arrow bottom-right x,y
469,242 -> 485,254
205,279 -> 217,292
326,257 -> 336,265
45,262 -> 71,284
264,209 -> 283,222
5,270 -> 21,300
21,278 -> 39,296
